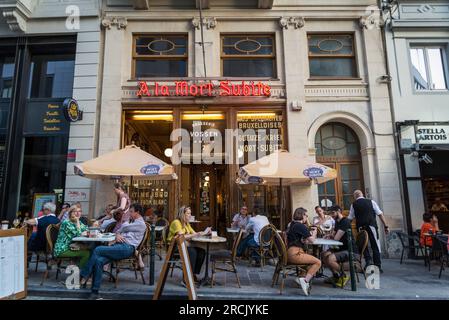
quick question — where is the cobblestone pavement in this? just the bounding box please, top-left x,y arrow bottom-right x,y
26,252 -> 449,300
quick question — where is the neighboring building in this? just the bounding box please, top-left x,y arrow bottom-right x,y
383,1 -> 449,239
95,0 -> 403,252
0,0 -> 101,220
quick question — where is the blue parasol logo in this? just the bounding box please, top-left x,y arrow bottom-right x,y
248,176 -> 263,184
141,164 -> 162,175
303,167 -> 324,178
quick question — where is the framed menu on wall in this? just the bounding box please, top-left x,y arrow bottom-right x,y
32,193 -> 57,218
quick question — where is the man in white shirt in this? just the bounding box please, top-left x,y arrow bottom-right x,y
236,212 -> 269,265
348,190 -> 389,272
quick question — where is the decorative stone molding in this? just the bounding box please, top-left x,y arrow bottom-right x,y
2,9 -> 27,32
279,16 -> 305,30
191,17 -> 217,30
305,84 -> 369,102
102,16 -> 128,30
359,14 -> 385,30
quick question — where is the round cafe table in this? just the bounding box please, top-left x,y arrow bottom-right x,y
191,235 -> 227,286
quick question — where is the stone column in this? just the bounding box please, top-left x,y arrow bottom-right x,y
94,16 -> 128,214
279,17 -> 316,226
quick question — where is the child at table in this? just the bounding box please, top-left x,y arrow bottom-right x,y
420,213 -> 440,247
54,206 -> 91,268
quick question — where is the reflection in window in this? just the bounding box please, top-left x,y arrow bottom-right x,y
221,35 -> 276,78
133,35 -> 188,78
410,47 -> 447,90
0,58 -> 14,99
308,34 -> 357,78
29,56 -> 75,98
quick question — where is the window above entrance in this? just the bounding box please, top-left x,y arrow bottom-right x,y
221,35 -> 276,78
133,34 -> 188,78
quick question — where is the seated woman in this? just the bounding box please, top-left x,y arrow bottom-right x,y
286,207 -> 321,296
312,206 -> 335,232
420,212 -> 440,247
54,205 -> 90,268
167,206 -> 211,283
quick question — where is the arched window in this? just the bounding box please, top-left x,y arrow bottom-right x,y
315,123 -> 363,213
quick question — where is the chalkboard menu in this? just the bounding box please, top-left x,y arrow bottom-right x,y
23,100 -> 69,136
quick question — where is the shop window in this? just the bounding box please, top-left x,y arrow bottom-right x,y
18,136 -> 68,213
236,111 -> 284,164
124,110 -> 174,220
410,46 -> 447,90
28,55 -> 75,98
308,34 -> 357,78
133,35 -> 188,78
221,35 -> 276,78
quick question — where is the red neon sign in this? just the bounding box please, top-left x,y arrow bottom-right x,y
137,81 -> 271,98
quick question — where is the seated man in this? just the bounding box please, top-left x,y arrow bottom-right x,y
321,205 -> 359,288
236,212 -> 269,266
24,202 -> 60,256
80,203 -> 146,299
231,206 -> 250,229
420,212 -> 440,247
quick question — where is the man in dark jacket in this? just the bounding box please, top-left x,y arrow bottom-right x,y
348,190 -> 389,272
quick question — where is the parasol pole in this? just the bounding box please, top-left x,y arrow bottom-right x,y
279,178 -> 284,230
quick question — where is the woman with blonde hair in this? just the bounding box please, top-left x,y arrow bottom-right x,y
167,206 -> 211,283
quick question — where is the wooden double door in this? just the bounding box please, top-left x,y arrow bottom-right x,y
317,161 -> 364,216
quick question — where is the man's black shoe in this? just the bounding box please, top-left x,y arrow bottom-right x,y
88,291 -> 101,300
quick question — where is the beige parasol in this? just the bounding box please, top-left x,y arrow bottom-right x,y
238,150 -> 337,229
74,145 -> 177,180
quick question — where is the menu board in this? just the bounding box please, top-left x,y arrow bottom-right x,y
0,229 -> 26,300
23,100 -> 69,136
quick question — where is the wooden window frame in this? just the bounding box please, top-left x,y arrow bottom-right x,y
307,33 -> 358,80
132,34 -> 188,79
220,34 -> 277,79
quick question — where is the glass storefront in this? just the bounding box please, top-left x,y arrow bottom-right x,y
122,107 -> 287,229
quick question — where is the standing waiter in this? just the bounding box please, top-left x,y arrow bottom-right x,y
348,190 -> 389,272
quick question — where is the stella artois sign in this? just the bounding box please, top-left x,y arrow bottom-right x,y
136,80 -> 271,98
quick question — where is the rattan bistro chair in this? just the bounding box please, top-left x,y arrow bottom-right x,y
271,230 -> 308,295
41,224 -> 80,286
210,228 -> 244,288
111,222 -> 151,287
248,224 -> 277,269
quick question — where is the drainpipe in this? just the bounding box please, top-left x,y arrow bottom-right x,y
378,0 -> 413,250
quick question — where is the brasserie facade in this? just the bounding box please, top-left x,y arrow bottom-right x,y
92,0 -> 404,252
0,0 -> 405,254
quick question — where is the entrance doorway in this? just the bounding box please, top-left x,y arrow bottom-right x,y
181,165 -> 227,233
315,123 -> 364,215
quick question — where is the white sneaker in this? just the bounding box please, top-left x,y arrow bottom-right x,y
295,277 -> 309,296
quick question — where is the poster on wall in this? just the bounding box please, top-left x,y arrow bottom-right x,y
32,193 -> 57,218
